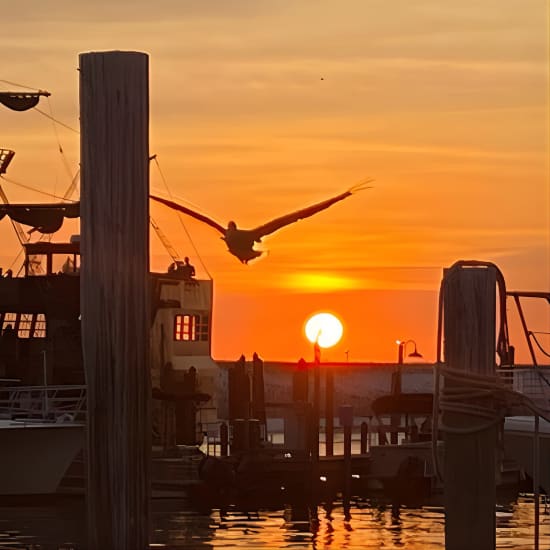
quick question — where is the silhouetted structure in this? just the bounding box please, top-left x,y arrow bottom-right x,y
168,256 -> 195,280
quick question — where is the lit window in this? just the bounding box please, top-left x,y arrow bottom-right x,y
18,314 -> 33,338
0,312 -> 46,338
174,314 -> 209,342
1,312 -> 17,332
33,314 -> 46,338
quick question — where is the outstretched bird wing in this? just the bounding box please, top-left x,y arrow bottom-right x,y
250,180 -> 373,240
150,195 -> 226,235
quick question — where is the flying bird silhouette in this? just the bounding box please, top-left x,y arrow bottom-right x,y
150,180 -> 372,264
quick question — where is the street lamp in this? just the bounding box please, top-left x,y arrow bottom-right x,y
390,339 -> 422,444
396,339 -> 423,364
393,339 -> 423,393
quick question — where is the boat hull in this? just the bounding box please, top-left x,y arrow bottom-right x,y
0,422 -> 84,495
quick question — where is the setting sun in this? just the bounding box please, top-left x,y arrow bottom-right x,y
304,312 -> 343,349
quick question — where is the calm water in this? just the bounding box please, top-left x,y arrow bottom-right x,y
0,496 -> 549,549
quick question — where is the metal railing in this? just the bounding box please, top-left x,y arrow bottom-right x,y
497,366 -> 550,416
0,384 -> 87,422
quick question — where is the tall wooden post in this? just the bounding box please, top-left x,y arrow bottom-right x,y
325,367 -> 334,456
339,405 -> 353,519
309,344 -> 321,512
251,352 -> 267,433
80,51 -> 151,550
442,262 -> 497,550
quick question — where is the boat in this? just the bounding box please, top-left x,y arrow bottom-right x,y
503,416 -> 550,493
0,147 -> 229,495
0,384 -> 85,495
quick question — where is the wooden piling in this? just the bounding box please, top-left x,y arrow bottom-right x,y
325,368 -> 334,456
220,422 -> 228,457
442,262 -> 498,550
293,358 -> 309,402
339,405 -> 353,514
251,352 -> 267,434
310,348 -> 321,507
228,355 -> 250,420
360,421 -> 368,454
80,51 -> 151,550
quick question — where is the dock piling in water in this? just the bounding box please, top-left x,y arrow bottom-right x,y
80,50 -> 151,550
441,261 -> 499,550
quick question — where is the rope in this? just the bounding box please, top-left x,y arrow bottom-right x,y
0,175 -> 77,202
44,97 -> 77,182
33,107 -> 79,134
151,156 -> 212,279
530,332 -> 550,358
0,79 -> 42,91
431,261 -> 550,487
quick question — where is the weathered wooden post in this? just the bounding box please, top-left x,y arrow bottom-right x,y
325,367 -> 334,456
310,343 -> 321,506
251,352 -> 267,434
339,405 -> 353,516
442,261 -> 498,550
228,355 -> 250,420
80,51 -> 151,550
293,358 -> 309,402
360,421 -> 368,454
220,422 -> 229,457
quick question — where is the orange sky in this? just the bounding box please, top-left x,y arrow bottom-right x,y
1,1 -> 549,363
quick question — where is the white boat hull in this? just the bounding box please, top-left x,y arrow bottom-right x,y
0,421 -> 84,495
503,416 -> 550,493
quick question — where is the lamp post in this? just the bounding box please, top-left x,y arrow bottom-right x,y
390,339 -> 423,444
396,339 -> 423,366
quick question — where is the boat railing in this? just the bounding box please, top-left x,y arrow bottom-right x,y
0,384 -> 87,422
497,366 -> 550,416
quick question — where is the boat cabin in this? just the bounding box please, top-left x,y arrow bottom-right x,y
0,239 -> 223,443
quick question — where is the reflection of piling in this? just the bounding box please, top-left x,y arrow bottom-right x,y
80,51 -> 151,549
442,262 -> 498,550
339,405 -> 353,513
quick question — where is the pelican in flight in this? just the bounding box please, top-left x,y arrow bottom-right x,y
150,180 -> 372,264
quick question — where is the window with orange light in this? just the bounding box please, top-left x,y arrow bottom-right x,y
174,314 -> 209,342
0,312 -> 46,338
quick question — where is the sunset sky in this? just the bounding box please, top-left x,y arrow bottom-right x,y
1,1 -> 548,363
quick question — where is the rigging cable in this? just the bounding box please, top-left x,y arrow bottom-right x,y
32,106 -> 79,134
0,79 -> 42,91
151,156 -> 212,280
529,331 -> 550,358
0,175 -> 77,202
44,96 -> 78,181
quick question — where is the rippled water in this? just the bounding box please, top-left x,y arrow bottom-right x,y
1,496 -> 549,549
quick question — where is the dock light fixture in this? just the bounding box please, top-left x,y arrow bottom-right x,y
396,339 -> 423,364
391,339 -> 423,410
